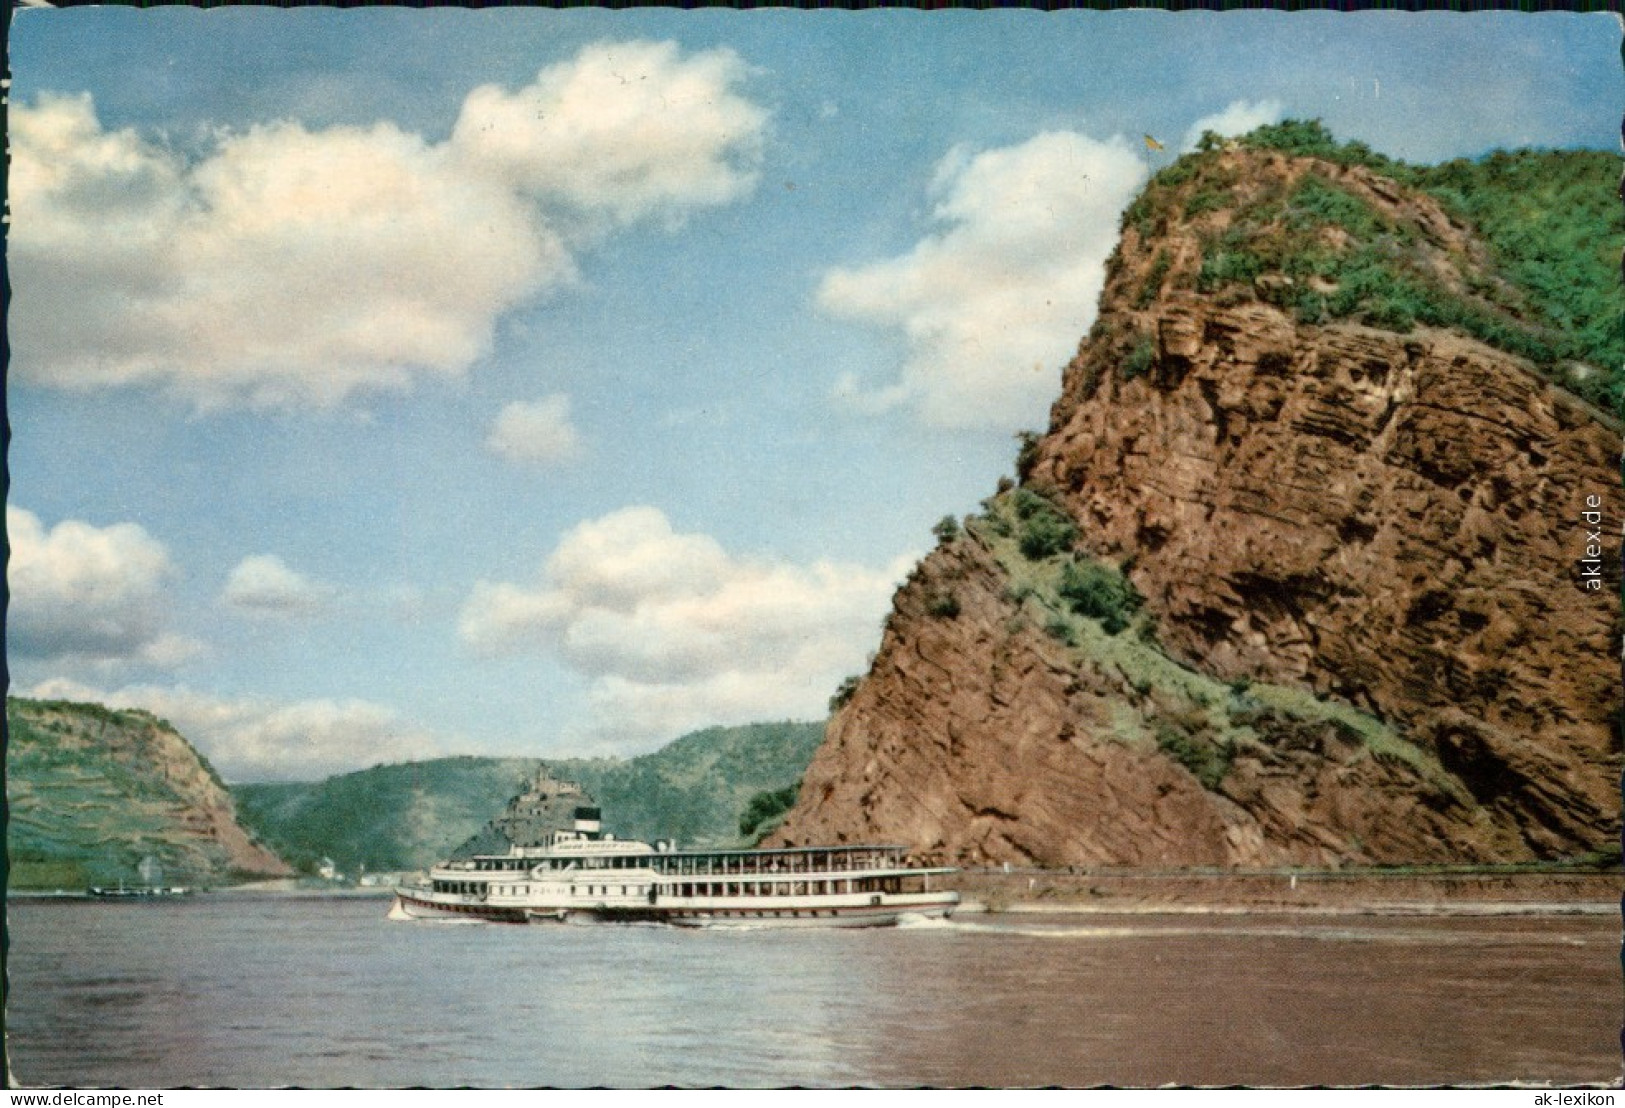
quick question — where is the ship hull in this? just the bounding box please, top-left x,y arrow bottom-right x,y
389,891 -> 527,924
658,896 -> 956,929
392,888 -> 957,929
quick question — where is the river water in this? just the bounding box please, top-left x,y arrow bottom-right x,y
5,893 -> 1617,1088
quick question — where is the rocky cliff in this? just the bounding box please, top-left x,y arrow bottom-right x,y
773,138 -> 1622,866
7,697 -> 293,886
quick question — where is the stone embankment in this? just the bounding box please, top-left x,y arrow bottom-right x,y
956,868 -> 1621,915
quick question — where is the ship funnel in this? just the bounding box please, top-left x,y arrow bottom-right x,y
573,805 -> 602,834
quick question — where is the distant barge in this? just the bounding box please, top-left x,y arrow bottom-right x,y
88,885 -> 192,899
89,856 -> 192,898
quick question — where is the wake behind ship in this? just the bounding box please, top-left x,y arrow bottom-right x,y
391,770 -> 957,927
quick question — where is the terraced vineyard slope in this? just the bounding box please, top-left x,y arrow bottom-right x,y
7,698 -> 292,888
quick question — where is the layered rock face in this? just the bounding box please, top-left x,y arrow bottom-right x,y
773,149 -> 1621,866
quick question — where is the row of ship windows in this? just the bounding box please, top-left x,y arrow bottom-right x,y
438,883 -> 647,897
436,878 -> 904,898
458,850 -> 892,874
666,879 -> 900,896
424,904 -> 857,921
468,858 -> 646,872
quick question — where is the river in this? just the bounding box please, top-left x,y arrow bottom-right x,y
5,893 -> 1617,1088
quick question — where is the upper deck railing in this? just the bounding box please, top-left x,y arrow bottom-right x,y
457,842 -> 935,874
650,845 -> 914,876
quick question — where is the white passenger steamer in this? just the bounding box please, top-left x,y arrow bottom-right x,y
391,776 -> 957,928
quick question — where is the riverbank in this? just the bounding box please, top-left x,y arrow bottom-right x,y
7,880 -> 395,899
12,867 -> 1619,917
954,867 -> 1622,916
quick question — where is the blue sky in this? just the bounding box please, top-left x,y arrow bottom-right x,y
8,10 -> 1618,780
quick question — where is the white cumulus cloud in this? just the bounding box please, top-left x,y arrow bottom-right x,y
220,554 -> 336,618
9,41 -> 767,411
452,40 -> 766,234
9,94 -> 563,410
817,131 -> 1148,430
486,395 -> 582,465
459,506 -> 911,750
1180,98 -> 1286,152
21,678 -> 449,783
6,505 -> 200,666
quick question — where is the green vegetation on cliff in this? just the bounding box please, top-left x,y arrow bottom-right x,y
739,782 -> 801,843
232,721 -> 823,874
966,491 -> 1465,807
7,698 -> 287,888
1123,120 -> 1622,417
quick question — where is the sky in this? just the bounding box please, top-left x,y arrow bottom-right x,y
7,9 -> 1619,781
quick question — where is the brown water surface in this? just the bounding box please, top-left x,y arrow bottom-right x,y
4,894 -> 1617,1087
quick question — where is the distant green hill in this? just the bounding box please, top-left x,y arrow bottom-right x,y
231,721 -> 823,875
7,698 -> 292,889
